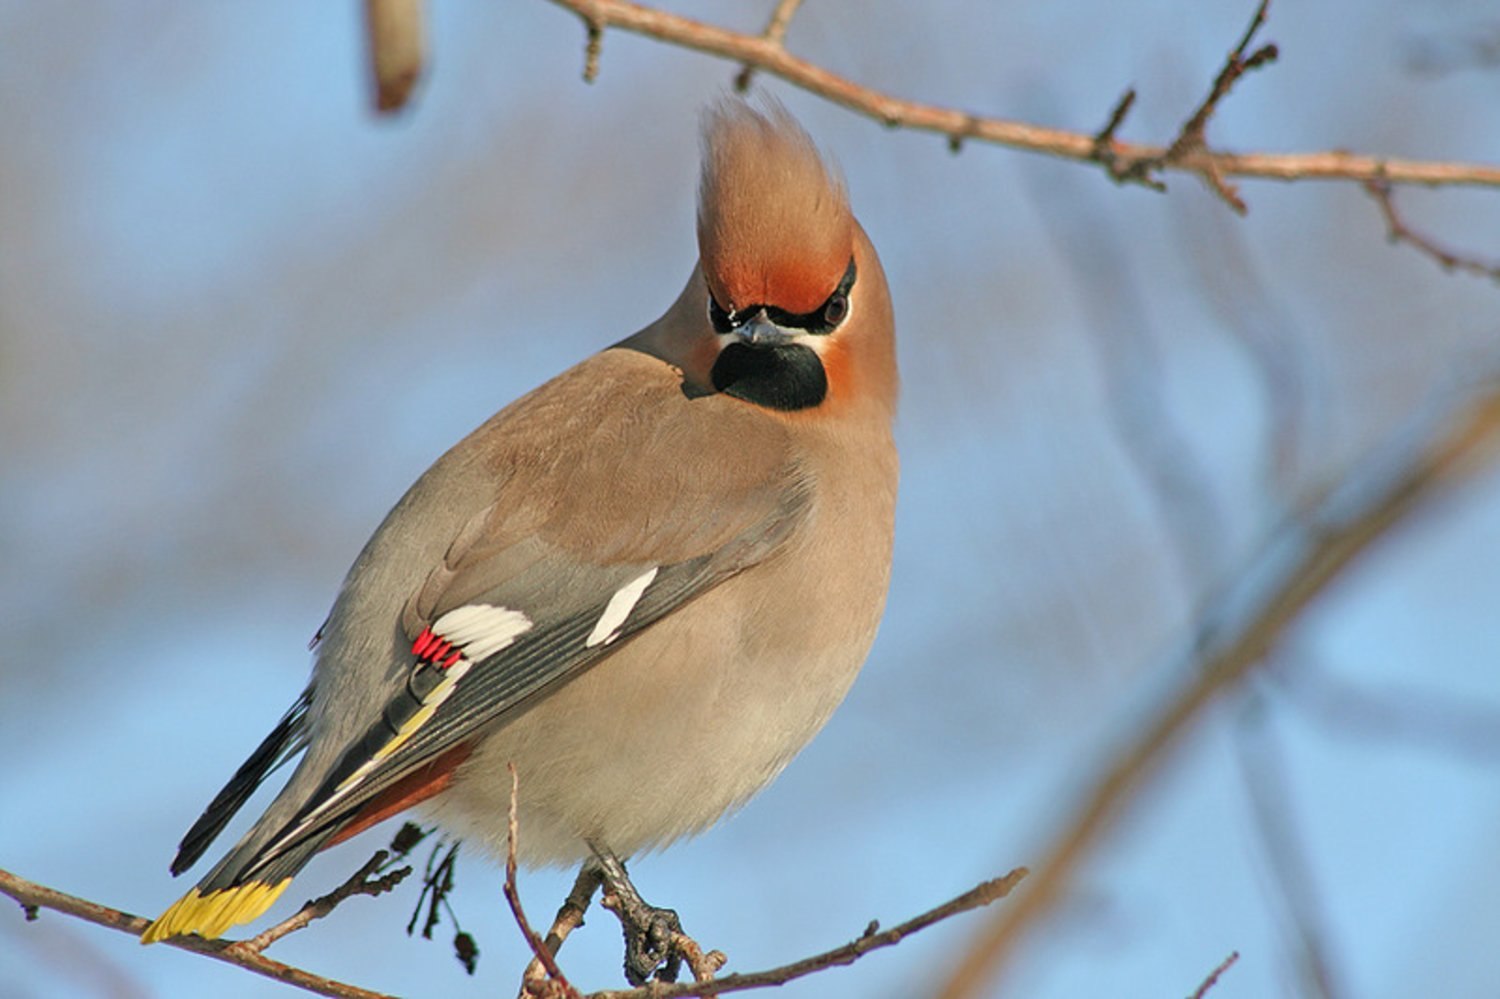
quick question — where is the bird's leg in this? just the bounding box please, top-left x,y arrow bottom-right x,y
588,846 -> 685,985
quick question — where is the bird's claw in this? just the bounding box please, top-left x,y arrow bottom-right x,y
589,847 -> 690,985
620,901 -> 683,985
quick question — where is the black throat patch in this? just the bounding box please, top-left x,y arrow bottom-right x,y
711,342 -> 828,411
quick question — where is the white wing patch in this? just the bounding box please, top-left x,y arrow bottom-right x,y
586,568 -> 659,648
327,608 -> 529,800
433,604 -> 534,660
270,605 -> 534,852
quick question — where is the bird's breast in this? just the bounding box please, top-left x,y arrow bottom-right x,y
430,444 -> 896,867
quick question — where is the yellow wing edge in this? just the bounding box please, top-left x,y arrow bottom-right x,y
140,878 -> 291,944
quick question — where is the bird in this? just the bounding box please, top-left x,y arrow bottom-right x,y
142,97 -> 898,984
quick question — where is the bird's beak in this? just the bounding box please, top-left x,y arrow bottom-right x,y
735,310 -> 795,348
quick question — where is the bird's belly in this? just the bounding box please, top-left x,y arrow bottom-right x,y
423,567 -> 878,867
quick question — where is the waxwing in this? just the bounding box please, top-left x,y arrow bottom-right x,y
143,97 -> 898,983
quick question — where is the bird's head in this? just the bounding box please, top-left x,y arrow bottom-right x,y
693,98 -> 895,420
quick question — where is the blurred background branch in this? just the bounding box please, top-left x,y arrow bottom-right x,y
937,380 -> 1500,998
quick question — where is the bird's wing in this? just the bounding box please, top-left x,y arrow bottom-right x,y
269,497 -> 808,866
216,355 -> 814,884
169,687 -> 313,876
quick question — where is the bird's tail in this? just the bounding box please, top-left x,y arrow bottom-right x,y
140,686 -> 331,945
140,827 -> 336,944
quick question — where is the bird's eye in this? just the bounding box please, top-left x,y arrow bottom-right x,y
823,293 -> 849,327
708,293 -> 736,334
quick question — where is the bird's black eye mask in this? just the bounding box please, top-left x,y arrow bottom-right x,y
708,257 -> 857,336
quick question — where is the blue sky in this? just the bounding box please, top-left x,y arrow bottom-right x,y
4,2 -> 1500,997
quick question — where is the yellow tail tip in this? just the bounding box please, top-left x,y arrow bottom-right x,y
140,878 -> 291,944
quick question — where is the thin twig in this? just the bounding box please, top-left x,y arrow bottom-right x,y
586,868 -> 1027,998
1165,0 -> 1278,212
543,0 -> 1500,191
583,16 -> 604,83
522,865 -> 601,993
1168,0 -> 1277,157
734,0 -> 804,92
1091,89 -> 1165,192
934,381 -> 1500,999
0,867 -> 396,999
1363,178 -> 1500,284
1093,0 -> 1278,211
670,932 -> 728,984
233,851 -> 412,955
1189,950 -> 1241,999
504,764 -> 580,997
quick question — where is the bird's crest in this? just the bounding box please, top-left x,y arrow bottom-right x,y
697,98 -> 854,317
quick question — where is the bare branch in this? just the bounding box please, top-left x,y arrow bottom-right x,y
363,0 -> 426,113
543,0 -> 1500,192
1168,0 -> 1277,162
0,867 -> 397,999
1363,179 -> 1500,284
586,868 -> 1027,999
668,932 -> 728,986
1189,950 -> 1241,999
522,865 -> 601,993
505,765 -> 581,997
734,0 -> 804,93
935,381 -> 1500,999
232,851 -> 412,956
583,18 -> 604,84
1093,0 -> 1279,211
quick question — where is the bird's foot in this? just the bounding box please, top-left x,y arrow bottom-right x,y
589,850 -> 688,985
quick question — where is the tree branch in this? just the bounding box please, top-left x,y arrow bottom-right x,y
585,868 -> 1027,999
522,865 -> 601,994
233,851 -> 412,956
732,0 -> 803,93
543,0 -> 1500,192
1363,178 -> 1500,284
1094,0 -> 1279,212
1190,950 -> 1241,999
504,764 -> 581,998
934,378 -> 1500,999
0,867 -> 398,999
